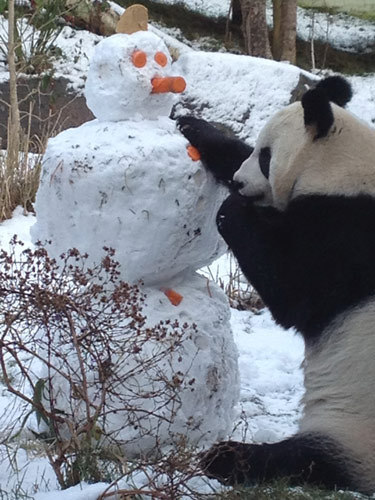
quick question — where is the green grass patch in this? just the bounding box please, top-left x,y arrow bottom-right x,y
298,5 -> 375,22
221,481 -> 368,499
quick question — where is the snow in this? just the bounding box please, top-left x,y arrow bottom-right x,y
53,26 -> 102,93
231,309 -> 304,443
0,206 -> 34,247
347,74 -> 375,127
34,483 -> 109,500
0,1 -> 374,498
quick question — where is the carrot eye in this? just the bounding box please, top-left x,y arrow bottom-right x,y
132,50 -> 147,68
154,52 -> 168,67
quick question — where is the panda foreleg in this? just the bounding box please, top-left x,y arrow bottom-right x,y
176,116 -> 253,186
200,434 -> 356,492
216,193 -> 293,324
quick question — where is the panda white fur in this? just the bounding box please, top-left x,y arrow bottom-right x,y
177,76 -> 375,494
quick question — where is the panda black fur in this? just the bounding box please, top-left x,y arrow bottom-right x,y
177,76 -> 375,494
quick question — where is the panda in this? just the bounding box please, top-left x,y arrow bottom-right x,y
177,76 -> 375,494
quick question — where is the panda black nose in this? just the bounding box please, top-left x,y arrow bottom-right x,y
231,180 -> 245,192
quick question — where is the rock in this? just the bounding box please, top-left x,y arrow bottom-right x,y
0,76 -> 94,151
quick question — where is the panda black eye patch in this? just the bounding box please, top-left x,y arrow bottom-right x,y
259,147 -> 271,179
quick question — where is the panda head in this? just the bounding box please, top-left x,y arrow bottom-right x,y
234,76 -> 375,210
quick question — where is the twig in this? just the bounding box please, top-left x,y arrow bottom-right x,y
99,487 -> 169,499
310,10 -> 316,71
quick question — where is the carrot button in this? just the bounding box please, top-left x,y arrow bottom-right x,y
187,145 -> 201,161
163,288 -> 183,306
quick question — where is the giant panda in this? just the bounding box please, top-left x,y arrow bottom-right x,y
177,76 -> 375,494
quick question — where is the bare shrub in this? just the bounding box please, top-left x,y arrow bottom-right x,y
0,239 -> 201,490
0,0 -> 67,221
96,438 -> 214,499
204,252 -> 264,312
0,147 -> 41,221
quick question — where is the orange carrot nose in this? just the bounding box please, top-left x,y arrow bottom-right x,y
151,76 -> 186,94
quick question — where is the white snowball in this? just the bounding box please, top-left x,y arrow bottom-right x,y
38,273 -> 239,455
32,118 -> 227,285
85,32 -> 180,121
123,274 -> 239,454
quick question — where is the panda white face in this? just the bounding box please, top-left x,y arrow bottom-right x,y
234,99 -> 375,211
234,102 -> 306,209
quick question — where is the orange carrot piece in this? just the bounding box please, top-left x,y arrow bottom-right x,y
154,51 -> 168,67
187,145 -> 201,161
164,288 -> 183,306
151,77 -> 186,94
132,50 -> 147,68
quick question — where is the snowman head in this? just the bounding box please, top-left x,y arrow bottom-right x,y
85,7 -> 185,122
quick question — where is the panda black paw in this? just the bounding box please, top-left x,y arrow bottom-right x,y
200,441 -> 251,486
176,115 -> 220,149
177,115 -> 253,186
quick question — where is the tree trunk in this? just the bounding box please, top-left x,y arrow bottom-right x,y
232,0 -> 242,25
7,0 -> 20,169
272,0 -> 297,64
240,0 -> 272,59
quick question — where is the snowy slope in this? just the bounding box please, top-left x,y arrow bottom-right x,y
173,51 -> 316,143
152,0 -> 375,53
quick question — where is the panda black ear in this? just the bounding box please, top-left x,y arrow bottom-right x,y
301,76 -> 353,140
302,87 -> 334,140
315,76 -> 353,107
301,76 -> 353,141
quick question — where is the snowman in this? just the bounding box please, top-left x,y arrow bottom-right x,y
31,4 -> 239,456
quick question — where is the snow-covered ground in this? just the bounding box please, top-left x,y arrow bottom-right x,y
0,1 -> 374,499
